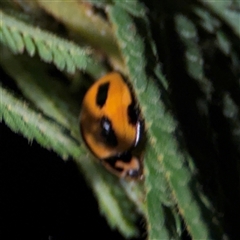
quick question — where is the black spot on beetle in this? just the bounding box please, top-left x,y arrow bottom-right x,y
127,100 -> 139,125
119,152 -> 132,162
105,152 -> 132,165
100,116 -> 118,147
96,82 -> 110,108
104,152 -> 132,171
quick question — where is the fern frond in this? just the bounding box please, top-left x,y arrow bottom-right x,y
35,0 -> 123,71
108,3 -> 222,239
0,47 -> 80,139
201,0 -> 240,37
175,15 -> 212,98
108,5 -> 177,239
193,5 -> 240,75
0,10 -> 104,77
0,85 -> 81,159
112,0 -> 146,17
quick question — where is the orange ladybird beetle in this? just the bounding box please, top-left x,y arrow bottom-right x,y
80,72 -> 145,179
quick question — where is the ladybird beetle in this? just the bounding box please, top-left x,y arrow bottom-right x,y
80,72 -> 144,179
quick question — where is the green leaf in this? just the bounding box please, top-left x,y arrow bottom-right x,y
201,0 -> 240,37
1,24 -> 19,53
22,34 -> 36,56
0,47 -> 79,138
175,14 -> 211,99
0,10 -> 105,77
0,86 -> 82,159
35,40 -> 53,63
36,0 -> 123,70
113,0 -> 146,17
